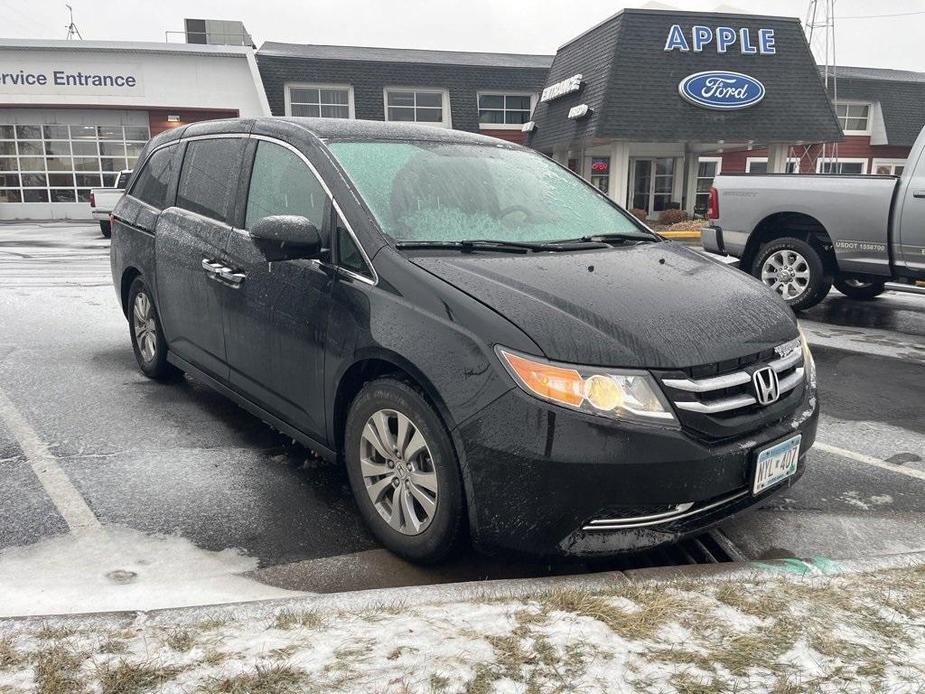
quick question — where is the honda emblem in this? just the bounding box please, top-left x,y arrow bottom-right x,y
752,367 -> 780,406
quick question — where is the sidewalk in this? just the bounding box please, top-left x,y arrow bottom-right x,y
1,555 -> 922,693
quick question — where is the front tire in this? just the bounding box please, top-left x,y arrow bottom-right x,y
344,378 -> 465,564
752,237 -> 831,311
99,220 -> 111,238
127,277 -> 178,381
834,277 -> 886,301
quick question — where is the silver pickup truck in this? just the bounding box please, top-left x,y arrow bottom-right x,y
702,128 -> 925,311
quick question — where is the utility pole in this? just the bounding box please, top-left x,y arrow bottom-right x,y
793,0 -> 838,173
65,4 -> 83,40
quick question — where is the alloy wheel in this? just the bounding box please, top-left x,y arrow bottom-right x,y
761,249 -> 810,300
132,291 -> 158,363
359,409 -> 438,536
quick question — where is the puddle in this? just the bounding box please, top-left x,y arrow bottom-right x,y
0,526 -> 300,617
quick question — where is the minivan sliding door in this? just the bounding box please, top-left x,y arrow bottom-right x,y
154,136 -> 246,380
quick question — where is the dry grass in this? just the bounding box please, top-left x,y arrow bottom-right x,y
538,583 -> 688,641
33,644 -> 86,694
35,625 -> 77,641
0,638 -> 26,670
95,659 -> 181,694
272,608 -> 323,630
164,627 -> 196,652
202,663 -> 307,693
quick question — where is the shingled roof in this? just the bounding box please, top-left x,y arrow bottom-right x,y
259,42 -> 553,69
823,65 -> 925,147
527,9 -> 842,150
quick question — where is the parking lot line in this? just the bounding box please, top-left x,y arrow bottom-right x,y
0,386 -> 101,534
815,441 -> 925,482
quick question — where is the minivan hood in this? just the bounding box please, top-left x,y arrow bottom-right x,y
410,242 -> 797,369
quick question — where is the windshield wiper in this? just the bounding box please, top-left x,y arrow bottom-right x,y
395,239 -> 609,253
572,233 -> 657,244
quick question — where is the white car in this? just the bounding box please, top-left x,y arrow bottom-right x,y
90,170 -> 132,238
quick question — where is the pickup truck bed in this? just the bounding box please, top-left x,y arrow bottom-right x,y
702,129 -> 925,310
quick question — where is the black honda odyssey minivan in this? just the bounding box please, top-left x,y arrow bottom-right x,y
110,117 -> 817,563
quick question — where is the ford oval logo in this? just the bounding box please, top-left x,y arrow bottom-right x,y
678,71 -> 766,110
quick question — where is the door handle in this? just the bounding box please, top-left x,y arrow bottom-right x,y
913,190 -> 925,199
217,267 -> 246,287
201,258 -> 223,273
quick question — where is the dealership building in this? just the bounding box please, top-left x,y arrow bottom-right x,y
2,8 -> 924,220
0,37 -> 269,219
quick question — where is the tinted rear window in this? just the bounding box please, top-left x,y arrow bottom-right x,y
130,146 -> 175,209
176,138 -> 246,222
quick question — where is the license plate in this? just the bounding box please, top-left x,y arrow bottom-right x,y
753,435 -> 801,494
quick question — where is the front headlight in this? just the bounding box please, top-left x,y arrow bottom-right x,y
495,347 -> 677,425
798,328 -> 816,386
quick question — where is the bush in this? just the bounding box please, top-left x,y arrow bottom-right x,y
629,208 -> 648,223
658,208 -> 690,226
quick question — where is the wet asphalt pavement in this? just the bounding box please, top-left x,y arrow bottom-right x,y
0,222 -> 923,599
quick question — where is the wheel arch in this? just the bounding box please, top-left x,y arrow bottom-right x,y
331,350 -> 458,460
119,266 -> 142,318
744,212 -> 837,274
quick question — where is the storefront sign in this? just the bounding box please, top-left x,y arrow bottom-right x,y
678,71 -> 765,110
664,25 -> 776,55
567,104 -> 591,119
0,62 -> 143,96
540,74 -> 582,103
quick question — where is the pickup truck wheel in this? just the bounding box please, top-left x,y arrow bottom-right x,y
753,237 -> 831,311
344,378 -> 465,564
127,277 -> 179,381
834,277 -> 886,301
99,221 -> 111,238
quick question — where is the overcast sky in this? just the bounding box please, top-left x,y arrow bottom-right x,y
4,0 -> 925,71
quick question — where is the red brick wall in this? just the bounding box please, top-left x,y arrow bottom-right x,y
718,136 -> 911,174
478,128 -> 526,145
148,108 -> 239,137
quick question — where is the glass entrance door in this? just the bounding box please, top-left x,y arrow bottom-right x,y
629,158 -> 675,219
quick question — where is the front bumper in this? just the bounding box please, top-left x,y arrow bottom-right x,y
701,225 -> 726,255
457,382 -> 818,558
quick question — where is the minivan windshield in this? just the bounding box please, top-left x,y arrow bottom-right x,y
327,141 -> 651,245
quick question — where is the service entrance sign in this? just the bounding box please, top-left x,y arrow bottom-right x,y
0,61 -> 143,96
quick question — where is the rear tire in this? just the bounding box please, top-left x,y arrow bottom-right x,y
99,220 -> 111,238
834,277 -> 886,301
752,237 -> 831,311
344,378 -> 465,564
127,277 -> 179,381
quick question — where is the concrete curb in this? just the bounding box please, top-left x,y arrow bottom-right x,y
3,550 -> 924,627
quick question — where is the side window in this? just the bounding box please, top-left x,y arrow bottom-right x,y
176,138 -> 246,222
129,145 -> 175,209
245,141 -> 328,230
337,223 -> 371,278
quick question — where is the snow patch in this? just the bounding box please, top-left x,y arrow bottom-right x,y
0,526 -> 299,617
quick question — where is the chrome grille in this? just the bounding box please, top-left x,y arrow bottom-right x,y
662,348 -> 803,414
655,341 -> 805,439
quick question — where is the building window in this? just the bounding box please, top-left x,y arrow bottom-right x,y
477,93 -> 534,128
695,157 -> 722,215
871,158 -> 905,176
589,157 -> 609,193
816,158 -> 868,175
0,123 -> 148,204
834,102 -> 871,135
384,88 -> 450,127
745,157 -> 800,174
285,83 -> 353,118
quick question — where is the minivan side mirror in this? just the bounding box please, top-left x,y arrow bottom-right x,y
249,215 -> 323,261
